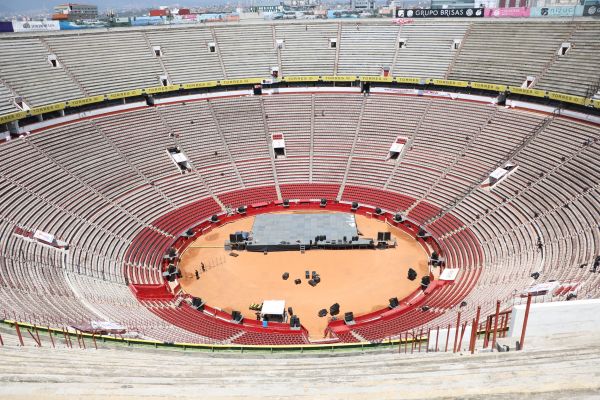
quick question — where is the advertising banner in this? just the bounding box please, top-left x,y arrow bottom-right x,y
59,21 -> 108,30
12,20 -> 60,32
0,21 -> 14,32
484,7 -> 531,17
530,5 -> 584,17
130,16 -> 165,26
583,4 -> 599,16
396,8 -> 484,18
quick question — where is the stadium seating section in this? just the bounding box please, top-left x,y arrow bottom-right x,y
0,20 -> 599,346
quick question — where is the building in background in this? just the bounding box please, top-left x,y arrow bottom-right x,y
430,0 -> 478,8
283,0 -> 320,10
352,0 -> 376,9
250,0 -> 284,12
52,3 -> 98,20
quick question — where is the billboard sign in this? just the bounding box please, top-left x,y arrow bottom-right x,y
396,8 -> 484,18
583,4 -> 599,16
12,20 -> 60,32
484,7 -> 531,17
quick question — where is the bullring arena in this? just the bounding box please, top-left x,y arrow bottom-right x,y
0,16 -> 599,399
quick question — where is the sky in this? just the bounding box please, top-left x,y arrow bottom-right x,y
0,0 -> 239,15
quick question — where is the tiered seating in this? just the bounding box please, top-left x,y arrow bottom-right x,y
0,82 -> 18,116
124,227 -> 171,285
46,31 -> 164,95
157,101 -> 227,169
275,23 -> 337,76
0,91 -> 598,346
0,20 -> 599,117
341,186 -> 414,212
338,24 -> 398,76
218,186 -> 277,209
393,22 -> 468,78
279,183 -> 340,200
0,38 -> 84,106
149,302 -> 243,342
449,22 -> 574,86
151,197 -> 221,236
213,25 -> 277,79
93,108 -> 175,181
535,22 -> 600,97
145,29 -> 224,83
232,329 -> 309,345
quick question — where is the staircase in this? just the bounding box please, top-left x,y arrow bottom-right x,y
406,107 -> 497,215
210,27 -> 228,80
333,22 -> 342,76
38,37 -> 88,97
24,136 -> 172,237
206,101 -> 247,190
426,115 -> 555,226
384,99 -> 433,191
337,96 -> 367,200
444,23 -> 472,79
309,94 -> 316,183
153,107 -> 225,210
142,31 -> 169,81
93,121 -> 177,210
259,97 -> 282,201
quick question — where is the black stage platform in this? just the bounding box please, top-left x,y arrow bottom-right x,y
237,213 -> 375,252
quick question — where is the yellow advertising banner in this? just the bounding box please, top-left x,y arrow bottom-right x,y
431,79 -> 469,88
508,86 -> 546,98
282,76 -> 320,82
182,81 -> 218,89
66,95 -> 105,108
28,102 -> 66,116
0,111 -> 28,125
107,89 -> 144,100
395,77 -> 423,84
219,78 -> 263,86
471,82 -> 507,92
321,75 -> 357,82
359,75 -> 393,83
548,92 -> 586,105
145,85 -> 181,94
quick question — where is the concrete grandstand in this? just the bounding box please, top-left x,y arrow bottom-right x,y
0,18 -> 599,399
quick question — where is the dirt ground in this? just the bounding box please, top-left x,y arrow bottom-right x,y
178,211 -> 429,339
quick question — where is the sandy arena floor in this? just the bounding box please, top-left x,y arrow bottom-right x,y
179,211 -> 429,338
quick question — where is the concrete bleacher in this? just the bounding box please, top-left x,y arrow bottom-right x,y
144,29 -> 224,83
0,91 -> 598,346
275,23 -> 338,76
448,21 -> 575,87
2,328 -> 600,399
45,31 -> 164,95
213,25 -> 277,79
0,38 -> 84,107
535,22 -> 600,98
0,82 -> 18,116
394,22 -> 468,78
0,20 -> 598,118
337,24 -> 398,76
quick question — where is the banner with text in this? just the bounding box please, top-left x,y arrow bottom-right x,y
484,7 -> 531,17
12,20 -> 60,32
583,5 -> 599,16
396,8 -> 484,18
530,5 -> 584,17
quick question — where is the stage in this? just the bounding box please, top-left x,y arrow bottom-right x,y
244,213 -> 373,252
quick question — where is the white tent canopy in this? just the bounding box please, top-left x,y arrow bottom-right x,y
261,300 -> 285,317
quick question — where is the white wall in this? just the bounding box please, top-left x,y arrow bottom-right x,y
510,299 -> 600,338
